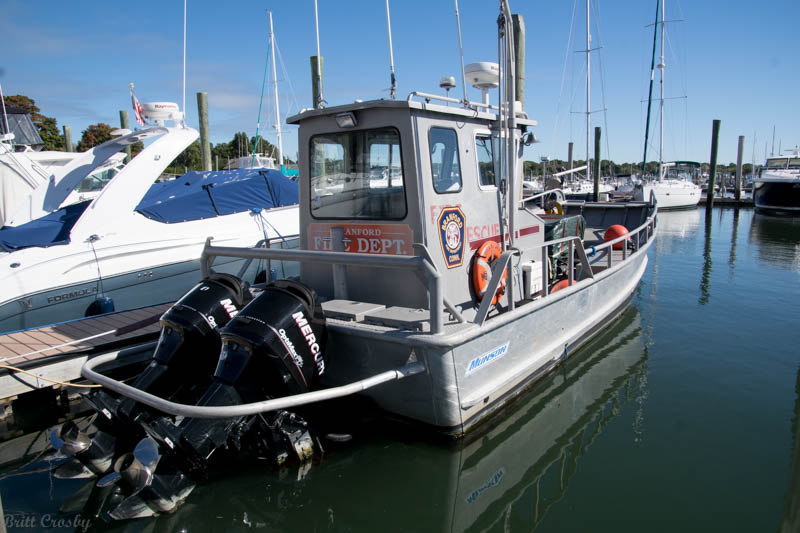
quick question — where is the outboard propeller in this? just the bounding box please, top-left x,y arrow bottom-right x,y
49,420 -> 115,476
50,278 -> 331,521
50,274 -> 252,480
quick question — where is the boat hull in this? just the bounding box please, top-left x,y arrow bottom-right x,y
0,256 -> 263,333
643,181 -> 701,210
323,240 -> 650,435
753,180 -> 800,215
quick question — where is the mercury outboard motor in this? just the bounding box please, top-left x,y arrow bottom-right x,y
145,279 -> 328,477
106,272 -> 252,423
52,273 -> 252,478
92,279 -> 329,520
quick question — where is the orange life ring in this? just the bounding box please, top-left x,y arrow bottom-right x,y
472,241 -> 507,305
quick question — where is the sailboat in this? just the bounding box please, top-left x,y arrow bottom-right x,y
560,1 -> 614,201
638,0 -> 701,210
227,11 -> 298,178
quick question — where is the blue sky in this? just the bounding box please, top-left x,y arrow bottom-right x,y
2,0 -> 798,166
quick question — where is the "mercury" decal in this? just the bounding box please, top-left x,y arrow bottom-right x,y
292,311 -> 325,375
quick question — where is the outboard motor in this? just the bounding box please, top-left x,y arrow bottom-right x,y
94,279 -> 329,520
51,273 -> 252,478
105,272 -> 252,423
146,279 -> 328,476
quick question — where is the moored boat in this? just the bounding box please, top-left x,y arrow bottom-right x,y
44,0 -> 656,520
0,101 -> 299,333
753,147 -> 800,215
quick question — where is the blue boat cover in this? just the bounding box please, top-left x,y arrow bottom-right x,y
0,200 -> 91,252
0,169 -> 298,251
135,168 -> 298,223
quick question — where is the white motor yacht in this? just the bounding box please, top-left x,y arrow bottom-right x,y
753,147 -> 800,215
0,103 -> 299,333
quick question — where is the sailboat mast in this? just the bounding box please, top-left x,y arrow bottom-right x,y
658,0 -> 665,180
269,11 -> 283,168
641,0 -> 660,176
586,0 -> 591,181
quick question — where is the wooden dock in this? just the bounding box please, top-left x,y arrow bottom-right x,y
699,197 -> 753,208
0,304 -> 169,402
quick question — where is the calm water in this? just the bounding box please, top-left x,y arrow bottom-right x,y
2,208 -> 799,532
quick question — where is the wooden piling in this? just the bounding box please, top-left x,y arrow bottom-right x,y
568,142 -> 573,170
197,92 -> 212,171
311,56 -> 324,109
593,127 -> 601,201
119,110 -> 131,162
62,125 -> 73,152
512,14 -> 525,111
735,135 -> 744,202
707,120 -> 721,208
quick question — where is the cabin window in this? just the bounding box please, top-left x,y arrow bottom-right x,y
475,134 -> 495,188
309,127 -> 406,220
766,157 -> 800,169
429,127 -> 462,193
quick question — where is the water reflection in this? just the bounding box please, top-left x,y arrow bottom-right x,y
654,209 -> 701,254
700,210 -> 713,305
728,208 -> 740,279
95,309 -> 646,532
781,367 -> 800,532
748,214 -> 800,273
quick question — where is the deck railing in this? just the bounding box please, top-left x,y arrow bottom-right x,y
200,210 -> 656,335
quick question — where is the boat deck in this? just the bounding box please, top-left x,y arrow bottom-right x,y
0,304 -> 169,401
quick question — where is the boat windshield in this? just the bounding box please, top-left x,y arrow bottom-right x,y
765,157 -> 800,169
309,127 -> 406,220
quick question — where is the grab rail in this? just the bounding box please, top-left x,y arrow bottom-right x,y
83,353 -> 425,418
201,241 -> 445,334
200,209 -> 656,333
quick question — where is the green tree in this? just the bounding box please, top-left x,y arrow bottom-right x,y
171,140 -> 202,173
76,123 -> 114,151
4,94 -> 64,151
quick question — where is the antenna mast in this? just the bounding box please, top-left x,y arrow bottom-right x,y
314,0 -> 324,108
385,0 -> 397,99
0,83 -> 10,138
182,0 -> 187,126
586,0 -> 591,182
454,0 -> 468,105
658,0 -> 666,180
269,11 -> 283,168
771,125 -> 776,156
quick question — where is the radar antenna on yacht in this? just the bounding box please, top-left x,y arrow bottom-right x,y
464,62 -> 499,106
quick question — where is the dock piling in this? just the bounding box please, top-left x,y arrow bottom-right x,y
735,135 -> 744,202
707,119 -> 721,208
197,92 -> 212,171
119,110 -> 131,162
512,14 -> 525,110
62,125 -> 73,153
311,56 -> 324,109
593,127 -> 601,201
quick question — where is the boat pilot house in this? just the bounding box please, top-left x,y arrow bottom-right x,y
295,99 -> 549,319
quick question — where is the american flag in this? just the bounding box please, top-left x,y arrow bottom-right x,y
129,83 -> 146,126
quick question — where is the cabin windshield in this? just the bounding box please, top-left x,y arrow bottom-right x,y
309,127 -> 406,220
766,157 -> 800,169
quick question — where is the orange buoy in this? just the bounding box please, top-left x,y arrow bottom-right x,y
471,240 -> 507,305
551,279 -> 573,293
604,224 -> 629,250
